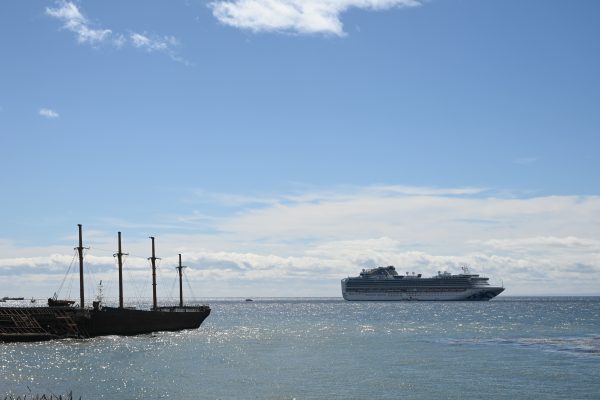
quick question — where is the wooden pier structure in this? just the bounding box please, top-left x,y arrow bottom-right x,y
0,306 -> 89,342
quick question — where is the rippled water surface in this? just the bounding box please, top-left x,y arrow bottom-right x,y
1,297 -> 599,399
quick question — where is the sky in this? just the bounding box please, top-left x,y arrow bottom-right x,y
0,0 -> 599,300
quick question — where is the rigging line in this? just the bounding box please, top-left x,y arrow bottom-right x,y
90,245 -> 118,254
56,250 -> 77,297
137,274 -> 151,308
124,268 -> 137,301
83,247 -> 101,301
154,258 -> 170,303
125,252 -> 149,259
167,273 -> 178,302
183,270 -> 197,302
65,264 -> 76,299
124,257 -> 148,304
129,258 -> 153,306
127,271 -> 148,302
123,256 -> 143,302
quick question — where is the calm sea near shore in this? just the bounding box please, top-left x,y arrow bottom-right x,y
1,297 -> 599,399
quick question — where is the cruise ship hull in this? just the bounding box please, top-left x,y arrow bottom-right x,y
341,281 -> 504,301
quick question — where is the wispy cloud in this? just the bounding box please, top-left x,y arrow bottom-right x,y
39,108 -> 60,119
471,236 -> 600,251
45,1 -> 183,62
130,33 -> 178,52
209,0 -> 422,36
45,1 -> 112,44
189,185 -> 487,209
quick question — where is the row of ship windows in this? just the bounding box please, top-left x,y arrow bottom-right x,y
353,281 -> 483,283
346,288 -> 467,293
346,284 -> 485,287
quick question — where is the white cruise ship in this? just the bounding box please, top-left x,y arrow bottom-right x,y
341,266 -> 504,301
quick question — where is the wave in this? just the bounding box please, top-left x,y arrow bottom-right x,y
445,335 -> 600,357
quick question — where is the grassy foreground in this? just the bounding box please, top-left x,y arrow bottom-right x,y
2,392 -> 80,400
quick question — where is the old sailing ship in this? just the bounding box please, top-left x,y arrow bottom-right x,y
0,225 -> 210,342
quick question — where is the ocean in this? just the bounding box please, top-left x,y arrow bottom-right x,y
1,297 -> 599,399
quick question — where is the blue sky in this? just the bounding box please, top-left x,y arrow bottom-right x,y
0,0 -> 599,299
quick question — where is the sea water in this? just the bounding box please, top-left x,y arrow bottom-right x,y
1,297 -> 599,399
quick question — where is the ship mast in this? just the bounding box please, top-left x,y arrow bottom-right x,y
113,232 -> 128,308
176,254 -> 186,308
148,237 -> 160,310
76,224 -> 86,309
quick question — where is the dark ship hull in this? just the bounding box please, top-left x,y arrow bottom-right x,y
86,306 -> 211,336
0,305 -> 211,342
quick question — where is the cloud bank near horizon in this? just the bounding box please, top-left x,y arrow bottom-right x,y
209,0 -> 422,36
1,185 -> 599,297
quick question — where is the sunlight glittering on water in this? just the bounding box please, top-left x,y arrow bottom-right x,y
1,297 -> 600,399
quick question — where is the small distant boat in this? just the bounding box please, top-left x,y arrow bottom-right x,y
48,298 -> 76,307
245,298 -> 253,302
1,297 -> 25,301
47,292 -> 75,307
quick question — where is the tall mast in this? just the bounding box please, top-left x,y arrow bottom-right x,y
148,237 -> 160,310
113,232 -> 128,308
76,224 -> 85,309
176,254 -> 185,307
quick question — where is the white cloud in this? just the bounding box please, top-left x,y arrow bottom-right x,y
211,189 -> 600,252
472,236 -> 600,251
46,1 -> 112,44
130,33 -> 178,52
45,2 -> 183,61
209,0 -> 422,36
39,108 -> 60,118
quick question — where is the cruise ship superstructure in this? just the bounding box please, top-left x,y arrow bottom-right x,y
341,266 -> 504,301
